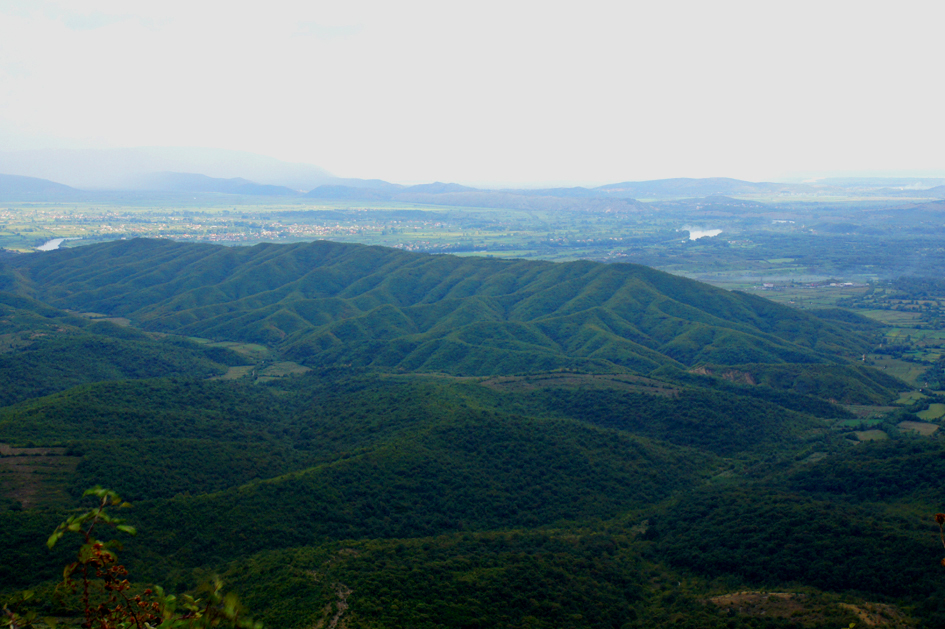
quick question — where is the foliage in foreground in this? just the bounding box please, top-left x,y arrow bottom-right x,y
4,487 -> 259,629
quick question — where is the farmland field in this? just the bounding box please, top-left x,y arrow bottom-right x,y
865,356 -> 929,387
916,403 -> 945,420
897,421 -> 939,436
853,429 -> 888,441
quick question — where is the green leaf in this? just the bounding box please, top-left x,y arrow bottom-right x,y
47,530 -> 63,549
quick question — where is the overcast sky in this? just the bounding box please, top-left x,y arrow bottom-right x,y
1,0 -> 943,187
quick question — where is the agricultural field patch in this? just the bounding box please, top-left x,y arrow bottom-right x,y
835,419 -> 883,428
895,391 -> 926,405
254,361 -> 311,382
741,286 -> 868,311
189,338 -> 272,361
214,365 -> 255,380
853,429 -> 888,441
867,356 -> 927,386
843,405 -> 896,418
257,361 -> 311,379
916,403 -> 945,420
897,421 -> 939,436
857,310 -> 923,326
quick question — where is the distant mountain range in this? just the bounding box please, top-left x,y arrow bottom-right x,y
128,172 -> 300,196
0,173 -> 80,200
594,177 -> 815,197
0,147 -> 336,191
2,145 -> 945,204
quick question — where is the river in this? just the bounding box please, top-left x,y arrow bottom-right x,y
36,238 -> 66,251
687,228 -> 722,241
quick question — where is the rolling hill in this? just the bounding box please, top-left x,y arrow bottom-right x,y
4,238 -> 941,629
0,290 -> 245,405
11,239 -> 875,376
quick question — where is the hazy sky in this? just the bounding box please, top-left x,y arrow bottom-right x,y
1,0 -> 943,186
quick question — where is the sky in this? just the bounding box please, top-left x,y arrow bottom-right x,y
1,0 -> 944,187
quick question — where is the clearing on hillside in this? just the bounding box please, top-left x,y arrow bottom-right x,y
917,403 -> 945,420
478,373 -> 679,396
0,443 -> 79,509
897,421 -> 939,436
854,429 -> 888,441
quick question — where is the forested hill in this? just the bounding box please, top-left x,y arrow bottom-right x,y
10,238 -> 871,375
0,290 -> 244,406
6,238 -> 943,628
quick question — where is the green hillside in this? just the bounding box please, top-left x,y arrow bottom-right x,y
0,375 -> 713,589
0,291 -> 87,337
3,240 -> 938,628
13,239 -> 874,375
216,533 -> 868,629
0,291 -> 245,406
689,362 -> 904,405
3,370 -> 939,626
134,409 -> 705,567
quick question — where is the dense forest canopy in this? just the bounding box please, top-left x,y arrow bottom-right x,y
9,239 -> 873,374
1,239 -> 942,629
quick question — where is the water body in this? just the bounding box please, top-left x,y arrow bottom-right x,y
687,229 -> 722,241
36,238 -> 65,251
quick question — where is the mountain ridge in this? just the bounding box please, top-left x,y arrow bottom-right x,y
6,165 -> 945,203
126,172 -> 301,195
0,147 -> 336,190
0,173 -> 83,200
11,238 -> 875,376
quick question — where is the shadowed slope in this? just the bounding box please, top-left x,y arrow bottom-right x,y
0,290 -> 243,405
